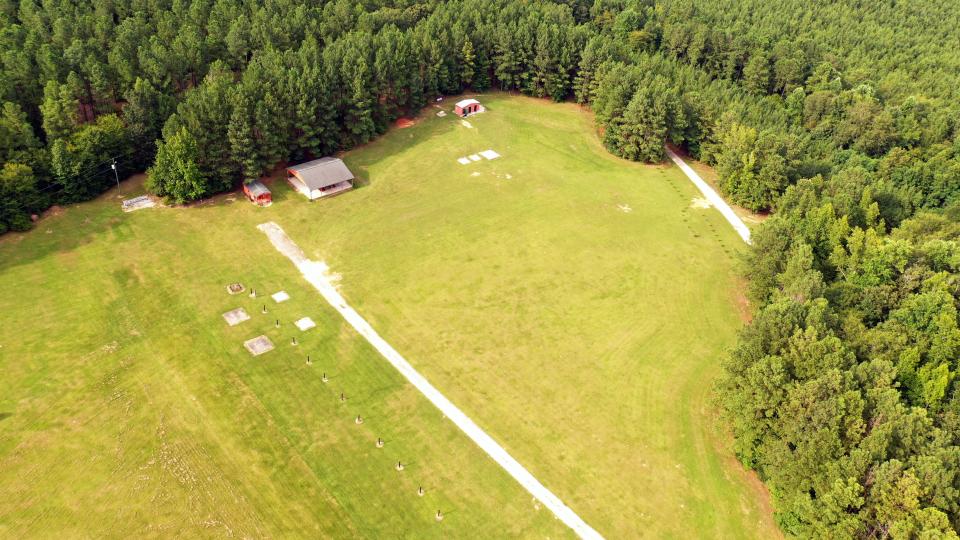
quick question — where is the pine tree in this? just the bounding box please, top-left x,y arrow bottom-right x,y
0,102 -> 41,163
472,41 -> 492,91
346,62 -> 375,145
603,86 -> 668,162
147,127 -> 206,204
40,80 -> 79,141
743,51 -> 771,95
290,70 -> 322,160
123,78 -> 174,169
255,90 -> 291,169
0,163 -> 42,233
460,39 -> 476,88
228,91 -> 260,181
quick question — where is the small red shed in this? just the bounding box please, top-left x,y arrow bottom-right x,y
454,98 -> 484,117
243,180 -> 272,207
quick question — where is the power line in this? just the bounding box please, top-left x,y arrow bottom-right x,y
35,153 -> 133,195
63,147 -> 138,177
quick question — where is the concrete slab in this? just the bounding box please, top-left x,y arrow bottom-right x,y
121,195 -> 156,212
295,317 -> 316,331
222,308 -> 250,326
244,335 -> 274,356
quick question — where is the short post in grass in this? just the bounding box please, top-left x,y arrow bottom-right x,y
435,510 -> 443,521
262,304 -> 267,314
376,437 -> 384,448
355,415 -> 363,424
291,336 -> 297,346
339,392 -> 345,402
418,485 -> 424,497
396,461 -> 404,471
250,288 -> 256,298
306,355 -> 312,366
275,319 -> 280,328
322,372 -> 328,383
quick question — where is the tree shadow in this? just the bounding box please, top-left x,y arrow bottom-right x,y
341,108 -> 461,192
0,107 -> 461,274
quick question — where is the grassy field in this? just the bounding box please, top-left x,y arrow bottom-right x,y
0,185 -> 569,537
0,93 -> 779,538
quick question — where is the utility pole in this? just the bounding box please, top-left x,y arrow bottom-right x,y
111,159 -> 120,191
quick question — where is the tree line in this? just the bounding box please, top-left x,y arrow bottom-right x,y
1,0 -> 959,535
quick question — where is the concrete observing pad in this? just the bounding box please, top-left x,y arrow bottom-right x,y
295,317 -> 316,331
222,308 -> 250,326
244,335 -> 274,356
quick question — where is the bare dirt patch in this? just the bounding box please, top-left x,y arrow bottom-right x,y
690,197 -> 711,209
394,117 -> 416,129
42,205 -> 64,219
226,282 -> 245,295
732,278 -> 753,323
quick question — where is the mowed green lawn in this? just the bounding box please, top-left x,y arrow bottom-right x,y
0,189 -> 569,534
0,93 -> 779,538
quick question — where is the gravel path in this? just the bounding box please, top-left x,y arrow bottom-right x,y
257,222 -> 603,540
666,147 -> 752,244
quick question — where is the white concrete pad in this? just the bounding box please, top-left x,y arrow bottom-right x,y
479,150 -> 500,160
244,335 -> 274,356
468,154 -> 481,162
121,195 -> 156,212
295,317 -> 316,331
223,308 -> 250,326
436,111 -> 447,117
461,120 -> 473,128
457,157 -> 471,165
271,291 -> 290,303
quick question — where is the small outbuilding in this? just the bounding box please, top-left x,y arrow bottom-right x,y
243,180 -> 272,206
454,98 -> 484,117
286,158 -> 355,200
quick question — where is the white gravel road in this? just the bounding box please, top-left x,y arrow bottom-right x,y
666,147 -> 752,244
257,221 -> 603,540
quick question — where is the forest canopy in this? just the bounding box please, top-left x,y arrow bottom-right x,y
1,0 -> 959,536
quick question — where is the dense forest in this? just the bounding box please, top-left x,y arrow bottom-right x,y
1,0 -> 959,536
